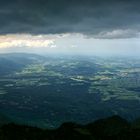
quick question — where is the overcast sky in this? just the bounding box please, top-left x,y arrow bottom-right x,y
0,0 -> 140,55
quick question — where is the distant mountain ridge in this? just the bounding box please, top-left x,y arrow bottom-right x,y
0,115 -> 140,140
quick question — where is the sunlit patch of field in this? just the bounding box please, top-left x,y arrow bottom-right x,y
15,79 -> 39,87
88,70 -> 140,102
70,77 -> 85,82
0,77 -> 51,88
119,68 -> 140,73
15,64 -> 46,75
44,70 -> 62,77
62,62 -> 80,68
0,89 -> 7,95
89,83 -> 140,101
116,95 -> 140,100
15,63 -> 63,78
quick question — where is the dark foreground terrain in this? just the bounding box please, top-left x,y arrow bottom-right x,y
0,115 -> 140,140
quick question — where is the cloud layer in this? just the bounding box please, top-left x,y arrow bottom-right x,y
0,34 -> 55,48
0,0 -> 140,38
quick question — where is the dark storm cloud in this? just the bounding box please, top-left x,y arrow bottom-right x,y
0,0 -> 140,38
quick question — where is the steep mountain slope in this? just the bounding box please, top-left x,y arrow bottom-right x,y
0,116 -> 140,140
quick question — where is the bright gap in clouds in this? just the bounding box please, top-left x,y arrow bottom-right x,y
0,33 -> 140,56
0,34 -> 55,48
